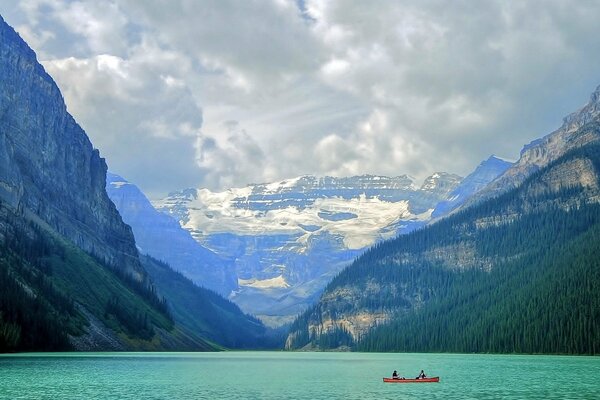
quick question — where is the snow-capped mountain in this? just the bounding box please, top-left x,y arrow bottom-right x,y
155,173 -> 465,326
156,174 -> 465,248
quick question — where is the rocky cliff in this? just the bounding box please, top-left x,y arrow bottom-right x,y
0,16 -> 144,279
467,86 -> 600,205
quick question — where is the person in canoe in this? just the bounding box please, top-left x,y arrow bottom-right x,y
416,370 -> 426,379
391,370 -> 405,380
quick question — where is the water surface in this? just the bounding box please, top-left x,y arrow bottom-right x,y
1,352 -> 598,399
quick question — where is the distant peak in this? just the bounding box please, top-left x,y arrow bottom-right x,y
106,172 -> 127,183
590,84 -> 600,103
425,171 -> 462,180
486,155 -> 515,164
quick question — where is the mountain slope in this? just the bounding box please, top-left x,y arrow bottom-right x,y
0,16 -> 222,351
140,255 -> 274,349
0,204 -> 219,351
286,120 -> 600,353
106,173 -> 236,295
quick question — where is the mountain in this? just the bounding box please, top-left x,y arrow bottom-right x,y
431,155 -> 513,218
106,173 -> 236,295
0,16 -> 143,281
0,15 -> 265,351
466,85 -> 600,205
106,173 -> 272,348
285,90 -> 600,354
0,15 -> 187,350
155,173 -> 473,326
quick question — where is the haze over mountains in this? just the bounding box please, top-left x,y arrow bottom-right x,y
106,173 -> 236,295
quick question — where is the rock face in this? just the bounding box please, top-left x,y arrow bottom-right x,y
155,173 -> 468,326
106,173 -> 237,295
0,16 -> 143,279
467,86 -> 600,205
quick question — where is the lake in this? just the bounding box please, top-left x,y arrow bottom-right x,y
1,352 -> 599,399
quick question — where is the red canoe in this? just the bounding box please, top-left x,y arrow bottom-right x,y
383,377 -> 440,383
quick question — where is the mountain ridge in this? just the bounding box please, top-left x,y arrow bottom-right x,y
465,85 -> 600,207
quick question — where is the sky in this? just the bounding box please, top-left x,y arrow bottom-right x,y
2,0 -> 600,198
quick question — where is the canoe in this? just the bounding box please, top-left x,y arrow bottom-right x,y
383,377 -> 440,383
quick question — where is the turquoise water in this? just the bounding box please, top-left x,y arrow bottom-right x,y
1,352 -> 599,399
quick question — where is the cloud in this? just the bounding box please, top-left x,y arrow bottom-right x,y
3,0 -> 135,58
42,45 -> 203,197
120,0 -> 323,91
53,1 -> 130,55
304,0 -> 600,176
195,120 -> 266,189
3,0 -> 600,195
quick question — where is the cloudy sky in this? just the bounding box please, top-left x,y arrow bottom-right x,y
2,1 -> 600,197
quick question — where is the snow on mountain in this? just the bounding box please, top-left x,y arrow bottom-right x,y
154,173 -> 462,326
166,192 -> 421,249
156,174 -> 462,248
